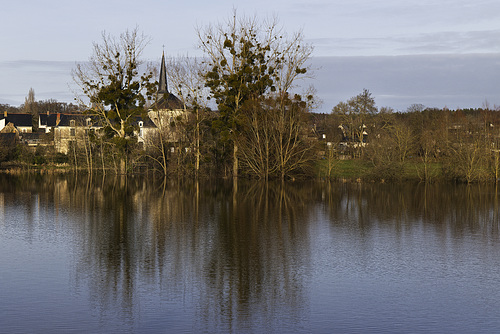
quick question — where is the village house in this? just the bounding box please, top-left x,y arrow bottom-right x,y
0,111 -> 43,147
134,116 -> 157,149
1,52 -> 184,155
1,110 -> 163,154
38,113 -> 102,154
0,111 -> 33,134
0,113 -> 20,154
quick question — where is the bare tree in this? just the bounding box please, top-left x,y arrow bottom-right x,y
416,129 -> 438,181
197,10 -> 313,178
167,55 -> 211,176
23,88 -> 38,131
238,93 -> 314,180
443,119 -> 489,183
332,89 -> 377,158
73,27 -> 156,173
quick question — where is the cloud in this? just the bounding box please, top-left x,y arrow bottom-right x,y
0,60 -> 76,105
2,55 -> 500,114
310,29 -> 500,57
394,30 -> 500,54
3,0 -> 500,62
307,53 -> 500,112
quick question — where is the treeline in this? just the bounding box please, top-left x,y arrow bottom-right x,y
2,94 -> 500,183
0,100 -> 80,115
317,91 -> 500,183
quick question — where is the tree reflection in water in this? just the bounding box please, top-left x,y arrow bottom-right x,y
0,174 -> 499,332
43,175 -> 314,330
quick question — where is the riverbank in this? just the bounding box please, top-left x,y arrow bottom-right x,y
320,159 -> 444,182
0,158 -> 469,184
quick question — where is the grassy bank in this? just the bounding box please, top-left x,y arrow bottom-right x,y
318,158 -> 444,182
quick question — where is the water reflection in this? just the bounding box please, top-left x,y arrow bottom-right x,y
0,174 -> 499,332
321,181 -> 500,237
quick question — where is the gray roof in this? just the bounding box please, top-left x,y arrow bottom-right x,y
39,113 -> 101,127
134,116 -> 157,128
1,113 -> 32,127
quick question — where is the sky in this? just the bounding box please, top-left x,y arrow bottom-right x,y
1,0 -> 500,112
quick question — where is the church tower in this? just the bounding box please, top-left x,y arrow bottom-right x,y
154,51 -> 182,110
158,51 -> 169,97
148,50 -> 186,144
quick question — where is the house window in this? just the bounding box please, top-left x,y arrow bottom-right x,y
138,121 -> 144,137
86,118 -> 92,127
70,119 -> 76,137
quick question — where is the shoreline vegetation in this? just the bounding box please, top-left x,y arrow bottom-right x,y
2,99 -> 500,184
4,101 -> 500,184
2,101 -> 500,184
0,159 -> 486,184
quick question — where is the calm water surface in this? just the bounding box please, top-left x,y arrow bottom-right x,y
1,174 -> 500,333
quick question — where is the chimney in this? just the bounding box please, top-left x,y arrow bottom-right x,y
56,113 -> 61,126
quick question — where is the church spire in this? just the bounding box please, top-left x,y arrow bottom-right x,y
153,48 -> 183,110
158,50 -> 168,96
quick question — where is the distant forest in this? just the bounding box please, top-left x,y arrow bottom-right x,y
1,100 -> 81,115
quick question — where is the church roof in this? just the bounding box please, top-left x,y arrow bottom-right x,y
154,92 -> 183,110
152,51 -> 183,110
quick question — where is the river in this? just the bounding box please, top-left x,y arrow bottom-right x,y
1,174 -> 499,333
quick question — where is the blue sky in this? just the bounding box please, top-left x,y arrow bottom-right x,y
1,0 -> 500,111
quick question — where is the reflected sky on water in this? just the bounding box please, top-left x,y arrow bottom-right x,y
1,174 -> 500,333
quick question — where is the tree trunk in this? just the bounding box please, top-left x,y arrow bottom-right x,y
233,142 -> 238,178
120,158 -> 126,175
195,117 -> 200,176
101,141 -> 106,175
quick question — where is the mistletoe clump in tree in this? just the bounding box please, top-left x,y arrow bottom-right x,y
198,11 -> 313,179
73,27 -> 157,173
